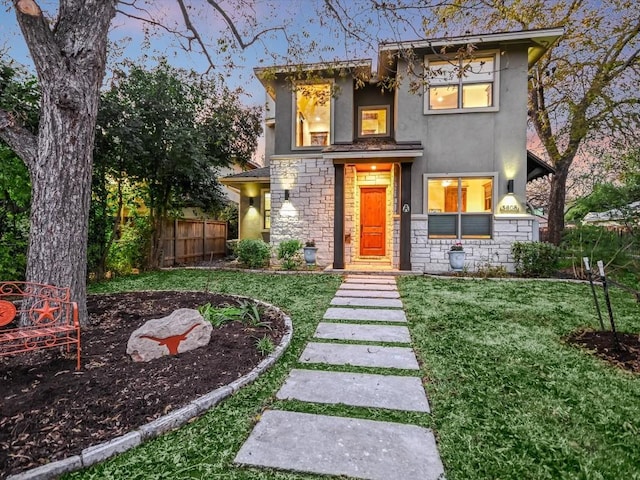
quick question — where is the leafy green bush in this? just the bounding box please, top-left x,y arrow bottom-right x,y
561,224 -> 638,280
511,241 -> 560,277
0,233 -> 27,281
236,239 -> 270,268
107,217 -> 151,275
277,239 -> 302,270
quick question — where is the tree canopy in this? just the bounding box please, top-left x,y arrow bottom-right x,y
95,60 -> 261,267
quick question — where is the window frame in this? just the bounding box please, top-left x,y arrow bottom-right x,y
424,173 -> 498,239
423,50 -> 500,114
261,189 -> 271,231
357,105 -> 391,138
291,80 -> 334,151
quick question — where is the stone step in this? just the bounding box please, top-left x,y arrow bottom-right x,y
277,369 -> 430,412
334,289 -> 400,299
330,297 -> 404,308
344,277 -> 397,285
339,283 -> 397,291
345,275 -> 395,280
299,342 -> 419,370
314,322 -> 411,343
234,410 -> 445,480
324,307 -> 406,322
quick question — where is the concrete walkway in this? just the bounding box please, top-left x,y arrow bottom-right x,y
235,275 -> 445,480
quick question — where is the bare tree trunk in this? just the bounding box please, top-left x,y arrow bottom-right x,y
12,2 -> 118,324
547,161 -> 571,245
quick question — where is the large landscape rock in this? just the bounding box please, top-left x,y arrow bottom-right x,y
127,308 -> 212,362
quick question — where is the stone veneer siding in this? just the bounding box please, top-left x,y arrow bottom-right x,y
395,215 -> 536,273
270,156 -> 335,266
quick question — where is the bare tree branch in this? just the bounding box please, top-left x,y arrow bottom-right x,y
203,0 -> 286,49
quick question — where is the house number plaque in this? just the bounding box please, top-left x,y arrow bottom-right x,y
402,204 -> 410,213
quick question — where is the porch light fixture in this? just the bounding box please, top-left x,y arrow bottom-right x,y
507,179 -> 514,194
249,197 -> 255,207
284,189 -> 290,201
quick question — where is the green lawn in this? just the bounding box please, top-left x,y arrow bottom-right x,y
65,270 -> 639,480
399,276 -> 640,480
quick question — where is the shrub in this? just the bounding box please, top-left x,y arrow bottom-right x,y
561,224 -> 638,279
106,217 -> 151,275
236,239 -> 270,268
511,241 -> 560,277
277,239 -> 303,270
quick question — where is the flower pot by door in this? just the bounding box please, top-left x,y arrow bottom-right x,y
448,250 -> 465,272
303,247 -> 318,266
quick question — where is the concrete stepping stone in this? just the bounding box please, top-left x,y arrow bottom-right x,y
340,283 -> 397,291
315,322 -> 411,343
330,297 -> 403,308
277,369 -> 430,412
346,275 -> 394,280
299,342 -> 419,369
335,289 -> 400,299
234,410 -> 445,480
344,277 -> 396,285
324,307 -> 406,322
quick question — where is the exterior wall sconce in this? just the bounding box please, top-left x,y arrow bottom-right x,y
507,179 -> 514,194
284,189 -> 290,201
249,197 -> 255,207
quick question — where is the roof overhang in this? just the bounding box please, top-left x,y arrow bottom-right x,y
527,150 -> 555,182
378,27 -> 564,77
220,166 -> 270,186
254,59 -> 373,99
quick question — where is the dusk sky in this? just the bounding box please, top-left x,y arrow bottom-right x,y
0,1 -> 421,106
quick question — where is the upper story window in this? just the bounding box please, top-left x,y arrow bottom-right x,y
424,53 -> 499,113
358,106 -> 390,137
295,83 -> 331,148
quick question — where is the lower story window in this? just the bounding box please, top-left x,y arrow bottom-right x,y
262,191 -> 271,229
426,176 -> 493,239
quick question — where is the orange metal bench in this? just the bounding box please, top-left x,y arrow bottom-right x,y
0,282 -> 81,370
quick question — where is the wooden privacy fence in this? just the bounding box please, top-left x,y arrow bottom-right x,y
161,219 -> 227,266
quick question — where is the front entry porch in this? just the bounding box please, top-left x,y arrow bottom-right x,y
332,158 -> 414,271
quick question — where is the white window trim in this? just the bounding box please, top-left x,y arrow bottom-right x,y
291,80 -> 335,151
423,172 -> 498,239
357,105 -> 391,138
423,50 -> 500,114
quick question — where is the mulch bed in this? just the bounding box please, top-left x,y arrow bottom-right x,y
566,330 -> 640,374
0,291 -> 286,479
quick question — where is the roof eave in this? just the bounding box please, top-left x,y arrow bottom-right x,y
378,27 -> 564,76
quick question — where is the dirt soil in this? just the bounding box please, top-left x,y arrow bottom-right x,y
0,291 -> 286,479
566,329 -> 640,374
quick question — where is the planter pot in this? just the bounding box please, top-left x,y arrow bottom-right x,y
448,250 -> 465,272
303,246 -> 318,266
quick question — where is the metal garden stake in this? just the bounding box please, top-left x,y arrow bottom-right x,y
597,260 -> 621,350
583,257 -> 605,330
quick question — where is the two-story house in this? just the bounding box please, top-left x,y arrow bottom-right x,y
222,28 -> 561,272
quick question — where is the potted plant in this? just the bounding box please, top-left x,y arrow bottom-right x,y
448,242 -> 465,272
303,239 -> 318,266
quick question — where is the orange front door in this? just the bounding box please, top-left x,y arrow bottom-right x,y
360,187 -> 386,256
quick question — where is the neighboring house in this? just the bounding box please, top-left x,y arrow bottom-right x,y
222,28 -> 561,272
583,201 -> 640,227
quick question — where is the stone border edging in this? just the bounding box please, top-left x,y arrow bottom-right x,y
7,297 -> 293,480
